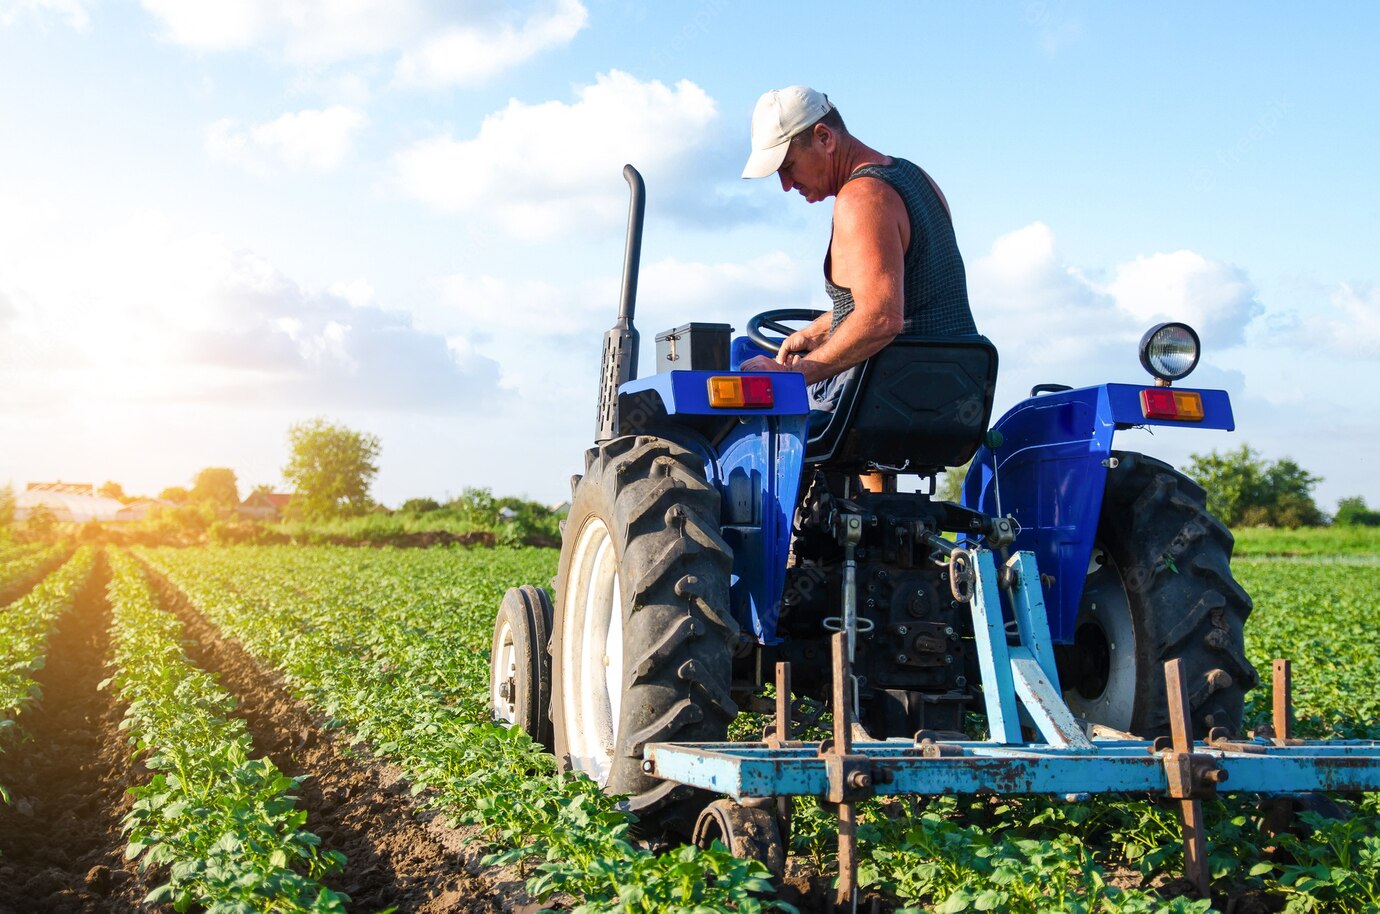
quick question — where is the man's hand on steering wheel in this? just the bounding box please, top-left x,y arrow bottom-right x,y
746,307 -> 826,352
740,353 -> 793,372
741,307 -> 828,375
775,328 -> 818,364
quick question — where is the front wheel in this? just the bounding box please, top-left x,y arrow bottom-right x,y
489,585 -> 554,751
551,435 -> 738,835
1059,451 -> 1258,738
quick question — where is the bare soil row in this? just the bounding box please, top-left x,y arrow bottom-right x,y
0,555 -> 537,913
0,554 -> 151,913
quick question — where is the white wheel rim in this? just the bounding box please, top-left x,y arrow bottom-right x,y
561,517 -> 623,785
1063,547 -> 1138,732
491,615 -> 519,724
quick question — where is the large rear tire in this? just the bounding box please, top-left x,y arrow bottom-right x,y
551,435 -> 738,835
1060,451 -> 1257,738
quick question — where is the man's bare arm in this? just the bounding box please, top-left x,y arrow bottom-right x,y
793,178 -> 906,383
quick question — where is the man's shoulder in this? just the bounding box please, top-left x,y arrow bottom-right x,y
835,168 -> 907,225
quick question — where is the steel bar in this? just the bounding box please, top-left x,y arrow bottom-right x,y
1009,652 -> 1093,749
774,661 -> 793,845
1273,659 -> 1293,742
832,634 -> 851,754
776,662 -> 792,742
837,800 -> 858,913
1166,659 -> 1210,899
646,738 -> 1380,798
830,633 -> 858,912
840,516 -> 862,663
1005,552 -> 1062,688
968,550 -> 1022,742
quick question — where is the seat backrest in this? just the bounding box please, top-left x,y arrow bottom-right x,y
806,335 -> 999,473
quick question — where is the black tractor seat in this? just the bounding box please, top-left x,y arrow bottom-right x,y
805,335 -> 999,475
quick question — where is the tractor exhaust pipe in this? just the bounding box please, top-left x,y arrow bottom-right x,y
595,164 -> 645,443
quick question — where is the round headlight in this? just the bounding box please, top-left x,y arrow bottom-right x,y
1138,322 -> 1200,382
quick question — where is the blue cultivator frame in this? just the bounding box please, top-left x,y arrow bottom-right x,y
645,535 -> 1380,910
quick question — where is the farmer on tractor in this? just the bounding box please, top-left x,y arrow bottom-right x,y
738,85 -> 978,414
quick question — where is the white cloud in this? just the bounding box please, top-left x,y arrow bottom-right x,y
1272,282 -> 1380,360
141,0 -> 586,83
327,278 -> 377,308
395,0 -> 587,87
207,106 -> 368,174
426,251 -> 817,400
140,1 -> 268,49
1105,250 -> 1262,347
393,71 -> 723,238
0,201 -> 502,415
968,222 -> 1125,372
0,0 -> 88,29
968,222 -> 1269,405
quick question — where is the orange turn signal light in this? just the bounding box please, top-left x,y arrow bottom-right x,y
1140,388 -> 1204,421
707,375 -> 774,408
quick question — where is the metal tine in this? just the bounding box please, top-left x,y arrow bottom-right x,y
775,661 -> 793,848
832,632 -> 858,913
1273,659 -> 1292,743
1165,658 -> 1210,899
775,661 -> 792,743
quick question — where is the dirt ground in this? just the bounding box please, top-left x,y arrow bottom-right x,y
149,571 -> 529,914
0,554 -> 154,913
0,557 -> 534,914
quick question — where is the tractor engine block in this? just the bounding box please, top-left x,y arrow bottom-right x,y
772,485 -> 977,738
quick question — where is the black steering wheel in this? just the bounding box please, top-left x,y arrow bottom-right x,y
746,308 -> 827,353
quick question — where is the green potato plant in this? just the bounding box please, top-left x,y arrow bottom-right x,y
0,546 -> 96,802
105,549 -> 347,912
123,541 -> 1380,913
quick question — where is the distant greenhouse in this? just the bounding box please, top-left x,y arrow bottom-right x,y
17,482 -> 126,522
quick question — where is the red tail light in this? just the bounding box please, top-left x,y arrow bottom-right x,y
707,375 -> 775,408
1140,388 -> 1204,421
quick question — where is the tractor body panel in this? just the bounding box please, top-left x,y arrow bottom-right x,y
963,383 -> 1235,643
617,370 -> 809,417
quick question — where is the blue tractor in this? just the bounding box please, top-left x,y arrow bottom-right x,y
489,166 -> 1257,847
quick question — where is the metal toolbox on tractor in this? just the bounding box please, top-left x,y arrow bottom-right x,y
654,322 -> 732,373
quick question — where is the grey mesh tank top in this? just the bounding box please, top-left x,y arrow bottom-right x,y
825,158 -> 977,337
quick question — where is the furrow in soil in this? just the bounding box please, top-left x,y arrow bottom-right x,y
146,568 -> 515,914
0,552 -> 153,914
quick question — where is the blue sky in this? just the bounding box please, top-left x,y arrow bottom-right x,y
1,1 -> 1376,511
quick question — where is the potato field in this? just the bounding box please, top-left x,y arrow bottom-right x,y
0,540 -> 1377,913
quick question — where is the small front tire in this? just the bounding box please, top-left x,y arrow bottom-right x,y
490,584 -> 554,751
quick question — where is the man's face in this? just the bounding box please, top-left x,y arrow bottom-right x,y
777,131 -> 828,203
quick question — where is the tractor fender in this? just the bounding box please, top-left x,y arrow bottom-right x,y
962,383 -> 1234,642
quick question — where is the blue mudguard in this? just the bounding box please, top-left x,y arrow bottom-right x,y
962,383 -> 1234,643
617,370 -> 809,645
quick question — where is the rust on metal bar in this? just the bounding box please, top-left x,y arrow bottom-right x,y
830,633 -> 859,912
774,661 -> 793,847
1165,659 -> 1211,899
833,633 -> 852,753
837,799 -> 858,912
1273,659 -> 1292,742
776,661 -> 793,742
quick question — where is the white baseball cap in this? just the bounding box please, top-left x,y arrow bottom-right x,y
741,86 -> 835,179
